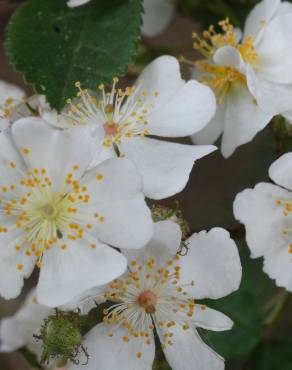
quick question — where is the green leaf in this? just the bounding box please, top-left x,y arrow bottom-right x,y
178,0 -> 258,28
153,346 -> 171,370
250,340 -> 292,370
6,0 -> 143,111
200,290 -> 262,360
270,116 -> 292,155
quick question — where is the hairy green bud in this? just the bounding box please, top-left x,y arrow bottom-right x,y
36,310 -> 88,365
152,202 -> 191,239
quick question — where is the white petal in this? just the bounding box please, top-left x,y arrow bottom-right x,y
233,182 -> 290,258
85,158 -> 143,203
0,80 -> 25,127
67,0 -> 91,7
283,109 -> 292,124
192,100 -> 225,145
94,193 -> 153,250
255,13 -> 292,84
190,306 -> 233,332
0,129 -> 27,185
0,226 -> 36,299
147,80 -> 216,137
39,97 -> 69,129
269,152 -> 292,190
136,56 -> 216,136
244,0 -> 281,38
178,228 -> 242,299
142,0 -> 174,37
263,247 -> 292,291
136,55 -> 184,108
0,80 -> 25,105
276,1 -> 292,16
120,137 -> 216,199
157,325 -> 224,370
0,289 -> 53,356
0,118 -> 10,130
12,118 -> 103,188
221,80 -> 272,157
36,241 -> 127,307
90,145 -> 116,168
213,46 -> 244,71
0,318 -> 25,351
247,65 -> 292,115
69,324 -> 155,370
123,220 -> 182,266
9,95 -> 44,125
61,286 -> 105,314
84,158 -> 154,249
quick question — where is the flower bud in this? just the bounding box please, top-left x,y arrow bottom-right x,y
37,311 -> 88,365
152,202 -> 190,239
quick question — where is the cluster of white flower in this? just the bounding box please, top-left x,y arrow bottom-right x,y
0,0 -> 291,369
191,0 -> 292,157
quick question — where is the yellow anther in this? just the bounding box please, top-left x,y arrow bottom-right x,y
122,336 -> 129,342
16,263 -> 24,270
22,148 -> 30,155
96,174 -> 104,181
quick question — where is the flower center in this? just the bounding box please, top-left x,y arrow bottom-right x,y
0,162 -> 105,271
103,122 -> 119,137
181,18 -> 257,104
138,290 -> 157,314
63,80 -> 157,153
41,203 -> 57,219
101,255 -> 196,355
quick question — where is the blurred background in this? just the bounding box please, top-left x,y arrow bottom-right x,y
0,0 -> 291,369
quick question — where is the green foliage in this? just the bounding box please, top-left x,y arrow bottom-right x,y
178,0 -> 258,28
153,345 -> 171,370
6,0 -> 143,111
270,116 -> 292,155
200,292 -> 262,360
249,340 -> 292,370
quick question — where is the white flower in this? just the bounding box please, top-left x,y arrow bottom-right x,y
191,0 -> 292,157
142,0 -> 175,38
0,289 -> 53,362
0,80 -> 26,130
44,56 -> 216,200
67,0 -> 90,7
234,153 -> 292,292
67,0 -> 175,38
244,0 -> 292,115
0,118 -> 153,306
234,152 -> 292,291
69,221 -> 242,370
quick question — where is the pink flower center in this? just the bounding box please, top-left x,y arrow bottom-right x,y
138,290 -> 157,314
103,122 -> 119,137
